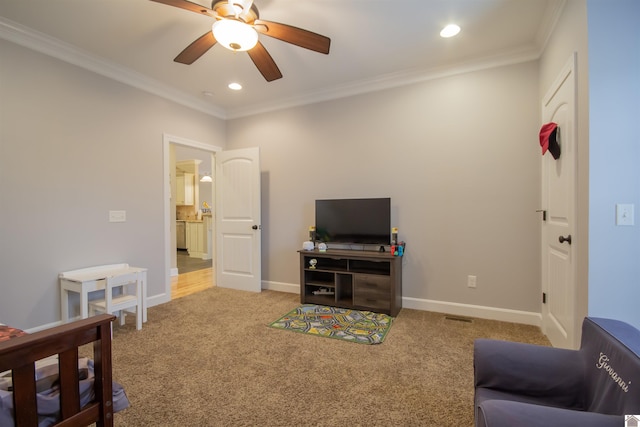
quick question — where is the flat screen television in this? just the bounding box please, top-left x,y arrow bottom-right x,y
315,198 -> 391,245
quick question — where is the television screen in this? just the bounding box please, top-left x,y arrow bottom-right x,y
315,198 -> 391,245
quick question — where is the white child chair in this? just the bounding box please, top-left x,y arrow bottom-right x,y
88,271 -> 142,330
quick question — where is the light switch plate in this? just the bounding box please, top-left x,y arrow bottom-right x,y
616,204 -> 634,226
467,275 -> 477,288
109,210 -> 126,223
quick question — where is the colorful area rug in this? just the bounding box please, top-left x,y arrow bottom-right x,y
269,304 -> 393,345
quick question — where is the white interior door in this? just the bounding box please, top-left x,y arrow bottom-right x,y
215,147 -> 262,292
541,54 -> 578,349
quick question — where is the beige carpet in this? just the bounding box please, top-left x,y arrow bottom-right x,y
107,288 -> 550,426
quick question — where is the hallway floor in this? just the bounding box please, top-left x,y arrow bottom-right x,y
173,250 -> 213,299
177,249 -> 211,274
171,267 -> 213,299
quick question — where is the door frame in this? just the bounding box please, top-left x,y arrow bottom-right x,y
162,133 -> 221,304
540,53 -> 580,349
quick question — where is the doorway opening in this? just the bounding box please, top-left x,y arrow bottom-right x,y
163,134 -> 221,301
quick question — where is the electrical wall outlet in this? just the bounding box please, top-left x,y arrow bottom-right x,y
467,275 -> 477,288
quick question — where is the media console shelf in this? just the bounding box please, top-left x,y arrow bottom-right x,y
299,249 -> 402,316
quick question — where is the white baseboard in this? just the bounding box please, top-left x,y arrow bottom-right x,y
147,292 -> 171,308
262,280 -> 299,294
170,267 -> 178,277
29,283 -> 540,334
261,281 -> 541,327
28,294 -> 170,333
402,297 -> 542,327
26,320 -> 65,334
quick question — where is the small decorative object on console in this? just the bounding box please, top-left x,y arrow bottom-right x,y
308,259 -> 317,269
392,241 -> 406,256
318,243 -> 327,252
302,241 -> 314,251
312,288 -> 335,296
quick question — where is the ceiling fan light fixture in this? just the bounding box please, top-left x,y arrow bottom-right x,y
212,19 -> 258,51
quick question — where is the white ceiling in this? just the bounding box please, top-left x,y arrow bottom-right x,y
0,0 -> 564,119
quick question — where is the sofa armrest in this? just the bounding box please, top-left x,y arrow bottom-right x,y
477,399 -> 623,427
474,339 -> 584,406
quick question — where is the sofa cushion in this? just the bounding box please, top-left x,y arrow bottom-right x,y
474,339 -> 585,410
475,388 -> 578,411
477,399 -> 623,427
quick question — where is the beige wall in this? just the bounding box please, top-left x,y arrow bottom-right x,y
227,60 -> 542,317
0,39 -> 225,329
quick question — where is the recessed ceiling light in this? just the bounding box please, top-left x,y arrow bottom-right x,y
228,82 -> 243,91
440,24 -> 461,38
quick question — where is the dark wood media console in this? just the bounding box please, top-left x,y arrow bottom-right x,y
299,249 -> 402,316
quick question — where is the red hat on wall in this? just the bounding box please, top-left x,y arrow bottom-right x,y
539,122 -> 560,159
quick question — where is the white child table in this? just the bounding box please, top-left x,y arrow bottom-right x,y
59,263 -> 147,324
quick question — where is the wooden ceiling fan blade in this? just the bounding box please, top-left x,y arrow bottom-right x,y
247,42 -> 282,82
254,20 -> 330,54
174,32 -> 217,64
149,0 -> 215,17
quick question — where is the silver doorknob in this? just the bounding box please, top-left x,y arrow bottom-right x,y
559,235 -> 572,245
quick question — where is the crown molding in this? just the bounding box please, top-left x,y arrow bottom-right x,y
1,0 -> 565,122
0,17 -> 227,120
225,44 -> 541,119
225,0 -> 567,120
535,0 -> 567,54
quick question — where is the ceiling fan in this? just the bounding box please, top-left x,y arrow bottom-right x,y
150,0 -> 331,82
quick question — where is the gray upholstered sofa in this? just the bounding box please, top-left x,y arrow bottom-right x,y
474,317 -> 640,427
